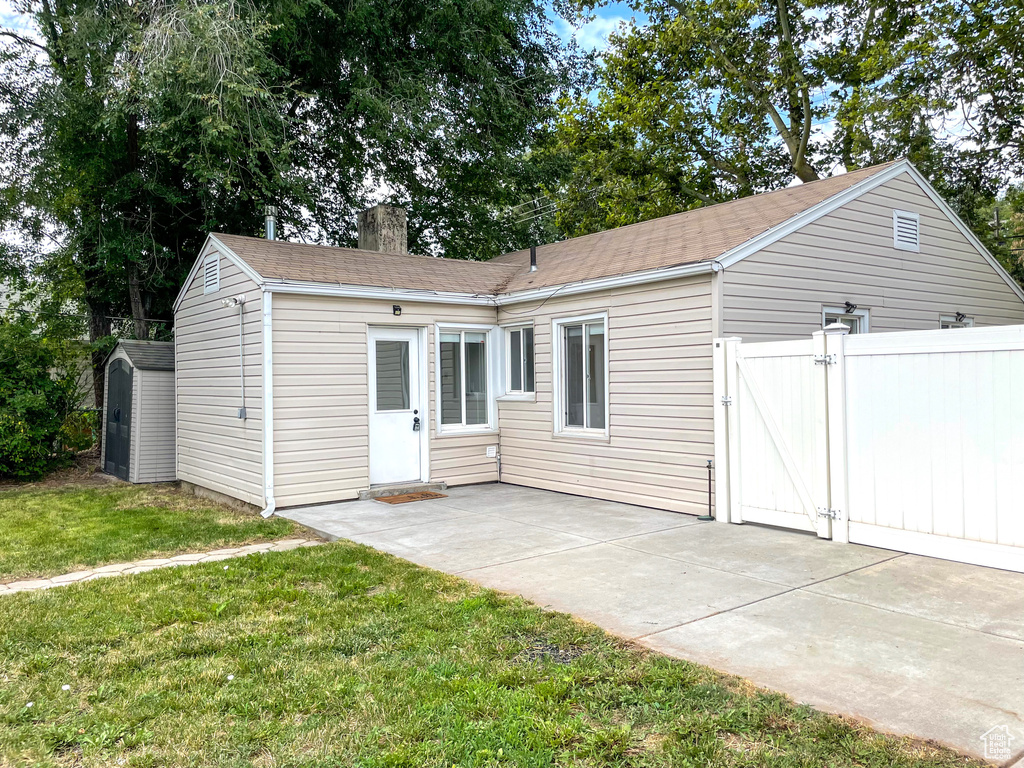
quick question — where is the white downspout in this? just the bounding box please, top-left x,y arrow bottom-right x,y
260,289 -> 276,518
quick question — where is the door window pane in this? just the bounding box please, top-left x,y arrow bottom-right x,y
465,332 -> 488,424
509,329 -> 522,391
440,333 -> 462,424
565,324 -> 585,427
524,327 -> 535,392
586,323 -> 605,429
375,340 -> 410,411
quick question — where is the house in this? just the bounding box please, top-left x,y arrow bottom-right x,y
172,159 -> 1024,516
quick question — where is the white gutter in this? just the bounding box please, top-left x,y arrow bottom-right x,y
260,289 -> 276,518
494,259 -> 716,306
264,280 -> 494,306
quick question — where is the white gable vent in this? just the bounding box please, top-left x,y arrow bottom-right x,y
893,210 -> 920,252
203,253 -> 220,294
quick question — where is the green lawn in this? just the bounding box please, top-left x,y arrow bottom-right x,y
0,542 -> 976,768
0,483 -> 296,581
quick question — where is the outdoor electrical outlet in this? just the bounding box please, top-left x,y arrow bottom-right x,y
237,407 -> 247,419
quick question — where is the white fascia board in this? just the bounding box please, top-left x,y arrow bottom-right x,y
172,234 -> 266,313
494,259 -> 715,306
900,164 -> 1024,304
263,280 -> 495,306
716,160 -> 914,270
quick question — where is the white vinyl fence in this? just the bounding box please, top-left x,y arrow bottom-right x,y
713,323 -> 1024,572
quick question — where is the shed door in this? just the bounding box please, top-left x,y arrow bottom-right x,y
104,359 -> 132,481
368,327 -> 423,485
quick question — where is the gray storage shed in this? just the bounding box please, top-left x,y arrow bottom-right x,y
101,340 -> 176,483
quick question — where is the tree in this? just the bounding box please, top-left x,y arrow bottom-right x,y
0,312 -> 85,479
1,0 -> 579,407
545,0 -> 1021,242
2,0 -> 295,406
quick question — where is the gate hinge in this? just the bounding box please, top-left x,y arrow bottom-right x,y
814,354 -> 837,366
721,396 -> 733,406
816,507 -> 840,520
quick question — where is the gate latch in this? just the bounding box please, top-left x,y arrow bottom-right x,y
817,507 -> 839,520
721,396 -> 733,406
814,354 -> 836,365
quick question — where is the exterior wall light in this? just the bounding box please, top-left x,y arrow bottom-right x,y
393,305 -> 402,316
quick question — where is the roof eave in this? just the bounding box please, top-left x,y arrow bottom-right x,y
494,259 -> 717,306
262,280 -> 497,305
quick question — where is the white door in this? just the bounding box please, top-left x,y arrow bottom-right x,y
368,327 -> 423,485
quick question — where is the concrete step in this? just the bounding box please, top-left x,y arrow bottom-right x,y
357,482 -> 447,501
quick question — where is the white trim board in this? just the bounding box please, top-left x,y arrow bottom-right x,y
850,522 -> 1024,574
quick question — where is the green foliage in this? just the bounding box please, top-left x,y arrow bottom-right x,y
0,0 -> 581,359
974,186 -> 1024,286
546,0 -> 1023,244
0,542 -> 973,766
0,315 -> 82,480
0,483 -> 296,581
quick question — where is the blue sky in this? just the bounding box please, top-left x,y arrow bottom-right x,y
550,1 -> 644,51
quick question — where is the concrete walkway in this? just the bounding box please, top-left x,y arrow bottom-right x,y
0,538 -> 322,594
280,483 -> 1024,764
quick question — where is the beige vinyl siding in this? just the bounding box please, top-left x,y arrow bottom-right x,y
174,247 -> 264,505
134,369 -> 177,482
722,172 -> 1024,341
497,275 -> 715,515
270,293 -> 498,508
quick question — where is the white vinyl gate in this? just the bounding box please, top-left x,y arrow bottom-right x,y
714,323 -> 1024,572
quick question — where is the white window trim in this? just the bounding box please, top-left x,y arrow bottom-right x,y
203,253 -> 220,294
893,209 -> 921,252
502,323 -> 536,398
551,311 -> 610,440
823,306 -> 870,334
940,314 -> 974,329
434,322 -> 499,435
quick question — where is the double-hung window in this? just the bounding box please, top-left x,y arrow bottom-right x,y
554,314 -> 608,435
505,326 -> 535,394
439,329 -> 489,429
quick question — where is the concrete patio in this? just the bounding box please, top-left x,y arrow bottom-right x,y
279,482 -> 1024,764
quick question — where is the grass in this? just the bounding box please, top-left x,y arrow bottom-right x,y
0,542 -> 978,768
0,482 -> 296,582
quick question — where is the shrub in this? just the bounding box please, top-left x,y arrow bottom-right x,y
0,316 -> 84,479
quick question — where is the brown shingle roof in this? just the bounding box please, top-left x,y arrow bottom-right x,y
214,235 -> 519,295
215,162 -> 900,297
492,162 -> 901,292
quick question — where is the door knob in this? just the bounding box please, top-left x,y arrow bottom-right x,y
412,416 -> 421,432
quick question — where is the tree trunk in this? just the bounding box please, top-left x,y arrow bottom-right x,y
128,266 -> 148,340
87,303 -> 112,410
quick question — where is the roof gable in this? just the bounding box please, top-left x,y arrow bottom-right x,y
111,340 -> 175,371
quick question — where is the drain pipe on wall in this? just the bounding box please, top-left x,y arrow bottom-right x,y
222,295 -> 248,419
698,459 -> 715,521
